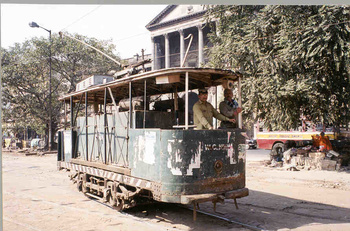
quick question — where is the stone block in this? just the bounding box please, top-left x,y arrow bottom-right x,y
308,152 -> 325,159
291,155 -> 305,166
318,159 -> 337,171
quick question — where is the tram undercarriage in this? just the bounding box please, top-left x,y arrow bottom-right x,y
59,159 -> 249,220
75,172 -> 151,211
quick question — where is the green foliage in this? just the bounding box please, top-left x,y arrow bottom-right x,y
2,33 -> 121,139
54,34 -> 120,93
205,5 -> 350,131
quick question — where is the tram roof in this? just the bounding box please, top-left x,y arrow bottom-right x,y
59,67 -> 242,104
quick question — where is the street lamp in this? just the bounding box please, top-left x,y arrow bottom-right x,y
29,21 -> 52,151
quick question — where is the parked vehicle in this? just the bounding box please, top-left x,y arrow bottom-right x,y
255,121 -> 336,155
57,67 -> 249,219
246,139 -> 257,149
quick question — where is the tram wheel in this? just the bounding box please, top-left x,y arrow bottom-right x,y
106,193 -> 116,207
77,180 -> 82,191
114,198 -> 124,211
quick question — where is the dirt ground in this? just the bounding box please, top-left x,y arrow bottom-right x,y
2,150 -> 350,231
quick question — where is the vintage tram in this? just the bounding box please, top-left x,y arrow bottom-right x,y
57,67 -> 248,219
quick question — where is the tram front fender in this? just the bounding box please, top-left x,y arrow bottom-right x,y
180,187 -> 249,204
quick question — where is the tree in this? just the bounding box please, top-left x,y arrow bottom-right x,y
2,33 -> 121,147
205,5 -> 350,131
53,33 -> 121,93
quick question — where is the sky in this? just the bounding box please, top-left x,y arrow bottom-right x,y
0,4 -> 167,59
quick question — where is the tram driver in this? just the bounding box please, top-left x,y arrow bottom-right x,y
193,88 -> 235,130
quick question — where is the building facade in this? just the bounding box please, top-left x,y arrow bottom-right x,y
146,5 -> 214,70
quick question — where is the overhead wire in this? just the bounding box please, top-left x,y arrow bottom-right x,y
60,5 -> 102,32
58,5 -> 149,45
114,32 -> 149,42
58,5 -> 349,44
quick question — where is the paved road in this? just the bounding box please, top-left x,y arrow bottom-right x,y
3,149 -> 350,231
246,148 -> 270,162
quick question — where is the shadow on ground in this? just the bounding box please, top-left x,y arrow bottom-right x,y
125,190 -> 350,231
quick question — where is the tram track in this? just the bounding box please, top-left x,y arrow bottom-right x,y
84,194 -> 263,230
86,197 -> 182,231
179,198 -> 350,230
183,205 -> 267,231
5,175 -> 264,231
7,183 -> 348,231
234,202 -> 350,222
90,192 -> 339,231
87,195 -> 266,231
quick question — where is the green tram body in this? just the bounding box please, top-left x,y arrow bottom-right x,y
57,67 -> 249,213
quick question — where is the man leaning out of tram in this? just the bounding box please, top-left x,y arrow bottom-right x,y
219,88 -> 242,128
193,88 -> 235,130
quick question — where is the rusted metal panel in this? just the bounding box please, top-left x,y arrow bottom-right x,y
158,129 -> 246,199
127,128 -> 246,202
63,118 -> 246,204
128,129 -> 162,182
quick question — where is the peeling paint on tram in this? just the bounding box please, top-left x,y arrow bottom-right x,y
167,139 -> 202,176
135,131 -> 157,165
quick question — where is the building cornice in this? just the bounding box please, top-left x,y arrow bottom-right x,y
146,6 -> 207,32
145,5 -> 177,29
